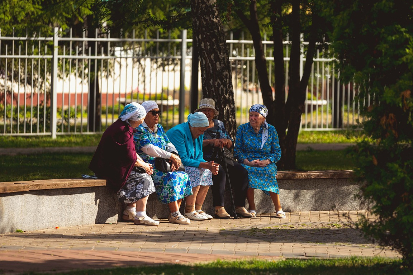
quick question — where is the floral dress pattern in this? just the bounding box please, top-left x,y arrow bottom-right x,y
234,122 -> 281,194
134,124 -> 192,204
117,169 -> 156,204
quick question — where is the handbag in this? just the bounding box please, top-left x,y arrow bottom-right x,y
154,152 -> 185,173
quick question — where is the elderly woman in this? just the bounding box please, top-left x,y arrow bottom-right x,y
196,98 -> 252,219
234,104 -> 285,219
167,112 -> 220,221
89,102 -> 159,226
134,101 -> 192,225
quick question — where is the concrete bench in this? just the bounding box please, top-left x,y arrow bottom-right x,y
0,170 -> 366,233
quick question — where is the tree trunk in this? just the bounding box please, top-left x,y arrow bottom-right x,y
191,0 -> 237,138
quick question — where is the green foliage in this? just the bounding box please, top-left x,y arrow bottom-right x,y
325,0 -> 413,267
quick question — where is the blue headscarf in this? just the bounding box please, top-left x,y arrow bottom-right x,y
249,104 -> 268,118
188,112 -> 209,127
119,102 -> 146,122
249,104 -> 269,149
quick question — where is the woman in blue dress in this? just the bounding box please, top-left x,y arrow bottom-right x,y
234,104 -> 285,218
134,101 -> 193,225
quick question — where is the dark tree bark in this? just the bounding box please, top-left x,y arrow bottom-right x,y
191,0 -> 237,138
234,0 -> 320,170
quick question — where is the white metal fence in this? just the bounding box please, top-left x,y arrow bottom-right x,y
0,28 -> 362,137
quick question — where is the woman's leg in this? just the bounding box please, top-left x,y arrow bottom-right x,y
269,192 -> 282,212
185,186 -> 200,213
168,201 -> 179,213
211,165 -> 226,207
247,188 -> 256,210
196,185 -> 209,209
135,196 -> 148,213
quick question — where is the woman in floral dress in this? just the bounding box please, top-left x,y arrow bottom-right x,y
234,104 -> 285,218
134,101 -> 193,225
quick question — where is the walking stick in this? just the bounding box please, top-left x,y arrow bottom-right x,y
212,134 -> 238,219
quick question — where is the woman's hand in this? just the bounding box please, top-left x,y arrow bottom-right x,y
200,161 -> 219,175
244,159 -> 270,167
208,161 -> 220,175
210,139 -> 223,148
143,163 -> 154,175
222,139 -> 233,149
169,154 -> 182,169
135,158 -> 153,175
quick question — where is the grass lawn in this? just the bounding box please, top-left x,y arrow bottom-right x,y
26,258 -> 408,275
0,130 -> 364,148
0,131 -> 357,182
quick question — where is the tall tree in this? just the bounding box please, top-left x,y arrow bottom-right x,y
191,0 -> 237,138
324,0 -> 413,267
230,0 -> 329,169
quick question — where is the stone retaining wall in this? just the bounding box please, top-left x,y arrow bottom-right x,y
0,171 -> 366,233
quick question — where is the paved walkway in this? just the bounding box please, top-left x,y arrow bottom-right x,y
0,211 -> 400,274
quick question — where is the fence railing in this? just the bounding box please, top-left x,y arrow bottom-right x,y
0,28 -> 363,137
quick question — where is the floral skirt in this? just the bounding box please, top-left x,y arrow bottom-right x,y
117,170 -> 155,204
152,169 -> 193,204
184,166 -> 213,188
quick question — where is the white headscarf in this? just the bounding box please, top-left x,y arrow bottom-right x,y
141,101 -> 159,113
119,102 -> 146,122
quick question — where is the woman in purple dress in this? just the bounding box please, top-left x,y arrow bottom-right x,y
89,102 -> 159,226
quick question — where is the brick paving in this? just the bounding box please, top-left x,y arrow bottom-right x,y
0,211 -> 400,274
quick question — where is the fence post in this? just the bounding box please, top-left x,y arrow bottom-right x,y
179,29 -> 187,124
50,27 -> 59,138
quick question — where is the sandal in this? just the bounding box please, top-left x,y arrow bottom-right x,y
122,208 -> 136,221
214,207 -> 231,219
248,209 -> 257,218
274,210 -> 286,219
235,207 -> 253,218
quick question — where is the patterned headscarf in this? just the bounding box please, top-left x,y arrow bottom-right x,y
249,104 -> 268,118
141,101 -> 159,113
188,112 -> 209,127
249,104 -> 269,149
119,102 -> 146,122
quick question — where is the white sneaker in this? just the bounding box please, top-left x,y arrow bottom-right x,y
169,214 -> 191,225
196,210 -> 213,220
134,215 -> 160,226
185,211 -> 208,221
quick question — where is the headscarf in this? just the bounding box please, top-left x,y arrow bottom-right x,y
188,112 -> 209,127
141,101 -> 159,113
249,104 -> 268,118
249,104 -> 269,149
119,102 -> 146,122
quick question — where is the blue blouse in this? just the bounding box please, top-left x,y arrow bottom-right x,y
166,122 -> 206,168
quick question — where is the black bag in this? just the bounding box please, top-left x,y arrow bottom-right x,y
154,152 -> 185,173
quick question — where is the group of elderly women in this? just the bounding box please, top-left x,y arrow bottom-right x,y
89,98 -> 285,226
